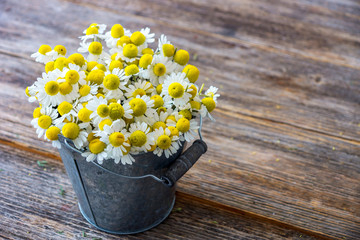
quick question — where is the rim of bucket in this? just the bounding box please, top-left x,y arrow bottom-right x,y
78,196 -> 176,235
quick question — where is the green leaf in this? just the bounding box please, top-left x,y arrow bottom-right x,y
59,186 -> 65,197
37,160 -> 47,167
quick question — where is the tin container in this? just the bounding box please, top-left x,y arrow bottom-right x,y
57,124 -> 207,234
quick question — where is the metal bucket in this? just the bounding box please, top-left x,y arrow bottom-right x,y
57,119 -> 207,234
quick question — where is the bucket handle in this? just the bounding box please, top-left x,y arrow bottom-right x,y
63,115 -> 207,187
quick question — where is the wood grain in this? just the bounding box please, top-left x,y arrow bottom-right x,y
0,143 -> 317,240
0,0 -> 359,239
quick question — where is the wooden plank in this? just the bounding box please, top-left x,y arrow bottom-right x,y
0,143 -> 317,240
1,0 -> 359,141
0,51 -> 359,238
70,0 -> 360,69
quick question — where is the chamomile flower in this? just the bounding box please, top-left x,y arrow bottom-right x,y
44,126 -> 62,149
46,45 -> 67,61
80,24 -> 106,42
108,100 -> 133,121
57,77 -> 80,103
199,97 -> 216,121
103,69 -> 127,99
145,55 -> 176,85
62,63 -> 86,85
128,121 -> 154,153
78,41 -> 110,63
26,84 -> 37,103
87,97 -> 109,124
167,114 -> 199,142
124,80 -> 154,99
157,34 -> 175,58
34,69 -> 63,106
161,72 -> 192,109
205,86 -> 220,103
152,127 -> 180,158
81,139 -> 108,164
104,24 -> 131,48
31,107 -> 58,138
59,122 -> 89,149
144,111 -> 170,130
140,27 -> 155,44
99,119 -> 134,164
31,45 -> 53,64
129,95 -> 155,119
54,101 -> 78,125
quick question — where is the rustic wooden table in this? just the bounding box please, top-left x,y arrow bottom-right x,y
1,0 -> 359,239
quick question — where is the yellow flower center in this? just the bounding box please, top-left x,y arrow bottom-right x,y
62,122 -> 80,140
182,64 -> 199,83
97,104 -> 109,118
150,95 -> 164,108
38,115 -> 52,129
157,107 -> 167,115
162,44 -> 175,57
44,81 -> 60,96
123,44 -> 138,58
68,53 -> 85,66
129,98 -> 147,117
109,103 -> 125,120
156,84 -> 163,94
130,31 -> 146,46
111,24 -> 124,38
174,49 -> 189,66
38,45 -> 51,55
168,126 -> 179,137
54,57 -> 72,71
142,48 -> 154,55
153,63 -> 166,76
176,117 -> 190,133
168,82 -> 184,98
87,132 -> 98,142
54,45 -> 66,55
139,54 -> 153,69
33,107 -> 42,118
103,74 -> 120,90
190,100 -> 201,110
157,135 -> 172,150
45,61 -> 54,73
46,126 -> 60,141
201,97 -> 216,112
130,130 -> 147,147
89,139 -> 106,154
132,89 -> 146,98
188,84 -> 197,98
153,121 -> 167,130
109,132 -> 125,147
96,64 -> 106,72
59,82 -> 73,95
88,42 -> 103,55
79,85 -> 91,96
58,101 -> 73,116
87,69 -> 105,85
86,26 -> 99,35
117,36 -> 131,47
124,65 -> 139,76
65,70 -> 80,84
166,115 -> 176,123
87,61 -> 98,71
109,60 -> 123,71
78,108 -> 92,122
99,119 -> 112,131
25,87 -> 31,97
179,109 -> 192,120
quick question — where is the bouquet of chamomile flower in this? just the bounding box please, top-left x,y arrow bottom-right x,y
26,23 -> 219,165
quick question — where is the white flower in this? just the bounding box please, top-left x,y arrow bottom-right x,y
30,46 -> 53,64
103,69 -> 127,100
33,69 -> 63,106
167,114 -> 199,142
124,80 -> 154,100
80,24 -> 106,43
78,83 -> 98,103
99,119 -> 134,165
141,27 -> 155,44
161,72 -> 192,109
128,121 -> 154,153
157,34 -> 171,56
78,41 -> 110,64
205,86 -> 220,103
62,64 -> 86,84
130,95 -> 156,120
153,127 -> 180,158
87,97 -> 109,125
31,107 -> 58,138
144,55 -> 176,85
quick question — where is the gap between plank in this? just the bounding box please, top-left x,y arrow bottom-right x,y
61,0 -> 360,71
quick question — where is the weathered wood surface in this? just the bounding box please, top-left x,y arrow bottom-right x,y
0,143 -> 316,239
0,0 -> 359,239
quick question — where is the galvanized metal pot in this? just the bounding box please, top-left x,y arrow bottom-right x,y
57,129 -> 207,234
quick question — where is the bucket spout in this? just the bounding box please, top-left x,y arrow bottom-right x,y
161,139 -> 207,187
